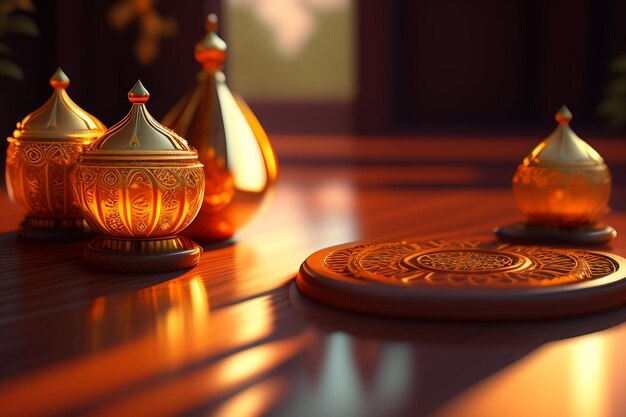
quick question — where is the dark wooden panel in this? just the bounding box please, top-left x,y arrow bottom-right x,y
395,0 -> 538,123
357,0 -> 626,132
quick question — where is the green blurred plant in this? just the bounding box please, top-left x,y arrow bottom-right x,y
0,0 -> 38,80
598,55 -> 626,129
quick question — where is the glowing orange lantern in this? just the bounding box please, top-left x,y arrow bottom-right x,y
5,68 -> 106,240
162,14 -> 278,242
512,106 -> 611,226
72,81 -> 205,272
497,106 -> 615,245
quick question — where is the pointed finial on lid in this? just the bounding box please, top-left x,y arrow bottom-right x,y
555,105 -> 573,124
128,80 -> 150,104
89,79 -> 191,151
205,13 -> 218,32
195,14 -> 227,71
14,68 -> 105,138
50,67 -> 70,89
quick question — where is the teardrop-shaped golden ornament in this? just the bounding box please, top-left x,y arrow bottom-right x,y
5,68 -> 106,240
162,14 -> 278,241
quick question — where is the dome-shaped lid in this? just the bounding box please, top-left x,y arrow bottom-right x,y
89,80 -> 192,152
194,14 -> 227,72
525,106 -> 605,168
13,68 -> 106,141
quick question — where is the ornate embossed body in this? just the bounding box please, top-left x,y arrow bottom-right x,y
7,141 -> 86,218
512,106 -> 611,226
162,15 -> 278,241
77,81 -> 205,272
73,155 -> 204,237
5,69 -> 105,238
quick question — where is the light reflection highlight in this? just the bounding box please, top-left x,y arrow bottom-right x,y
0,276 -> 283,417
89,332 -> 313,417
235,180 -> 359,298
212,377 -> 289,417
308,181 -> 358,247
433,330 -> 616,417
568,333 -> 609,417
218,80 -> 268,192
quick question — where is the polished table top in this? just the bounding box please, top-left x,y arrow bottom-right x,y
1,136 -> 626,417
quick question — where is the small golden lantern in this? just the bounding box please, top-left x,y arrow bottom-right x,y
496,106 -> 616,244
6,68 -> 106,240
73,81 -> 205,272
162,14 -> 278,242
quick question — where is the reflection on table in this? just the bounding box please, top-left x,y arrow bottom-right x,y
0,136 -> 625,417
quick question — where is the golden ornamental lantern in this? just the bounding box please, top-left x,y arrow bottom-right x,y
6,68 -> 106,240
72,81 -> 205,272
162,14 -> 278,242
496,106 -> 615,245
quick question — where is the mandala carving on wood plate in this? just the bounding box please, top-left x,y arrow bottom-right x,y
323,240 -> 619,288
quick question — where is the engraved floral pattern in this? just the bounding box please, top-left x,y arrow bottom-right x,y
72,163 -> 204,237
6,141 -> 86,218
416,251 -> 519,272
324,240 -> 618,288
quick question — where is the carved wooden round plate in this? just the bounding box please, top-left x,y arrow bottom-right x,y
296,240 -> 626,320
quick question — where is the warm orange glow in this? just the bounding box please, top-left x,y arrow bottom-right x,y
214,337 -> 287,388
73,161 -> 205,237
161,18 -> 279,241
435,332 -> 615,417
200,148 -> 235,211
6,140 -> 87,219
87,333 -> 312,417
152,276 -> 211,359
230,295 -> 275,345
512,163 -> 611,226
234,180 -> 358,291
189,276 -> 210,324
5,69 -> 105,226
512,108 -> 611,227
162,282 -> 188,353
0,276 -> 288,416
568,334 -> 608,417
72,82 -> 205,239
89,296 -> 107,323
212,377 -> 289,417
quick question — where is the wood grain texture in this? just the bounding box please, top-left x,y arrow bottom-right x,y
0,136 -> 625,417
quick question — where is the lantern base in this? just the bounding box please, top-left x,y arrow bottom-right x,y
494,222 -> 616,246
84,235 -> 202,273
18,217 -> 92,242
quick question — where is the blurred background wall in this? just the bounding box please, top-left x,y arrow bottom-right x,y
1,0 -> 626,142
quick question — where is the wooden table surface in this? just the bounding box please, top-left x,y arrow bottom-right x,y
1,136 -> 626,417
